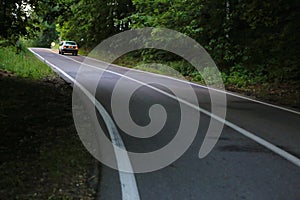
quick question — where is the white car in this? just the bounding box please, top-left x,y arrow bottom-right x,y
59,41 -> 78,56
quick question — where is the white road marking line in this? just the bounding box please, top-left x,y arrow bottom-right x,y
49,47 -> 300,115
49,49 -> 300,167
29,48 -> 141,200
81,53 -> 300,115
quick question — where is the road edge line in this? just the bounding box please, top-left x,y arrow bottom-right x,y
29,48 -> 141,200
54,50 -> 300,167
81,53 -> 300,115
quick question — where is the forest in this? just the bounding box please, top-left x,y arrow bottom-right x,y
1,0 -> 299,91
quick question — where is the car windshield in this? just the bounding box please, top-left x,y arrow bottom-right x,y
65,41 -> 76,45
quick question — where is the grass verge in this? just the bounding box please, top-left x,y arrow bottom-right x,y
0,45 -> 95,199
63,46 -> 300,108
113,55 -> 300,109
0,46 -> 56,79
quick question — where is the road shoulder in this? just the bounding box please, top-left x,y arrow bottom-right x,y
0,74 -> 96,199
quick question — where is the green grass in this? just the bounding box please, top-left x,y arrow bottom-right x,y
113,55 -> 223,85
111,53 -> 300,108
112,54 -> 269,87
0,46 -> 56,79
78,47 -> 90,56
0,42 -> 95,198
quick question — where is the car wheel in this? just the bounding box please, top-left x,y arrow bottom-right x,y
74,52 -> 78,56
62,51 -> 64,55
58,50 -> 61,54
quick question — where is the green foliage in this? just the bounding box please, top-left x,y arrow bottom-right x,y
25,0 -> 64,47
0,45 -> 55,79
121,0 -> 299,83
0,0 -> 39,40
56,0 -> 134,49
1,0 -> 298,85
29,23 -> 58,47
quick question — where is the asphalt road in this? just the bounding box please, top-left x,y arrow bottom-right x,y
30,48 -> 300,200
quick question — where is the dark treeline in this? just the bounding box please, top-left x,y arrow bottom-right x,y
1,0 -> 299,82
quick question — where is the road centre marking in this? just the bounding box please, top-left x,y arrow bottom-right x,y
83,53 -> 300,115
51,48 -> 300,167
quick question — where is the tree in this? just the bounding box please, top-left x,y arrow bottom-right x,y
0,0 -> 38,41
57,0 -> 134,49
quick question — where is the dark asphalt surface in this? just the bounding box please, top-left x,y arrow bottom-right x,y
31,48 -> 300,200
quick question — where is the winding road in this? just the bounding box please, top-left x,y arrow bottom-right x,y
30,48 -> 300,200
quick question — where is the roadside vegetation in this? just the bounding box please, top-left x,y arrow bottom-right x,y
0,42 -> 95,198
0,43 -> 55,79
2,0 -> 299,107
0,0 -> 299,197
112,53 -> 300,108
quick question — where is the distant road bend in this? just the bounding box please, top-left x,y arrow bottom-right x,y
30,48 -> 300,200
